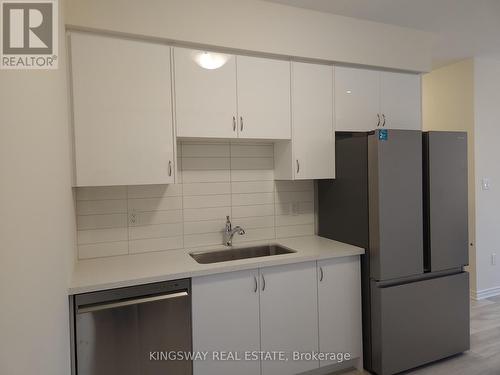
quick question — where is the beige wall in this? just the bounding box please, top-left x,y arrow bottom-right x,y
0,2 -> 75,374
65,0 -> 433,72
422,59 -> 476,292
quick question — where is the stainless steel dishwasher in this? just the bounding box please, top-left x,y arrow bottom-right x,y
71,279 -> 192,375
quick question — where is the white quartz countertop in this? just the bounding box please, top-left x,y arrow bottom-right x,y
69,235 -> 364,295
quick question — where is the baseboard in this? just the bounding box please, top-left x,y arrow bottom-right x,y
471,286 -> 500,300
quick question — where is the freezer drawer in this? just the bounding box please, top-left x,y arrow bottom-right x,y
370,272 -> 469,375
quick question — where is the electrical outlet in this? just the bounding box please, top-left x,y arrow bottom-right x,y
492,253 -> 497,266
129,212 -> 137,225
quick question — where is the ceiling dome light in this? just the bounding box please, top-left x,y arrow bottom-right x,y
192,51 -> 229,70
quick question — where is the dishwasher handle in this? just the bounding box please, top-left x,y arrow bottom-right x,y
77,291 -> 188,314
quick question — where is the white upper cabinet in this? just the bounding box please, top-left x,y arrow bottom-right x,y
335,66 -> 422,131
192,269 -> 261,375
380,71 -> 422,130
173,49 -> 291,140
317,257 -> 362,367
236,56 -> 291,139
260,262 -> 319,375
173,48 -> 238,138
292,62 -> 334,179
70,32 -> 175,186
275,62 -> 335,180
335,66 -> 380,132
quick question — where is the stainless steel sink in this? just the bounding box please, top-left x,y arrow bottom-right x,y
190,245 -> 296,264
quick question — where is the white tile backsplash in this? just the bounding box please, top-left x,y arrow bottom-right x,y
78,241 -> 129,259
230,144 -> 274,158
232,192 -> 275,206
128,223 -> 183,240
182,182 -> 231,196
232,180 -> 275,194
76,186 -> 127,201
181,169 -> 230,183
129,237 -> 183,254
232,204 -> 275,218
77,214 -> 128,230
76,199 -> 127,215
128,196 -> 183,212
231,157 -> 274,170
181,157 -> 230,170
75,141 -> 315,259
77,227 -> 128,244
130,210 -> 183,226
183,206 -> 231,222
183,194 -> 231,209
127,184 -> 182,199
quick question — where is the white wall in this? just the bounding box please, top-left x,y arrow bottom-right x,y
473,58 -> 500,295
65,0 -> 433,72
422,59 -> 476,292
0,3 -> 75,375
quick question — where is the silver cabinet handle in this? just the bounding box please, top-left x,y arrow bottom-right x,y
168,160 -> 173,176
240,116 -> 244,132
254,275 -> 258,293
296,160 -> 300,174
233,116 -> 236,132
77,291 -> 188,314
377,113 -> 381,127
382,114 -> 386,127
319,267 -> 324,282
261,274 -> 266,291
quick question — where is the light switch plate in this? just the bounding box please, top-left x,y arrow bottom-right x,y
482,178 -> 491,191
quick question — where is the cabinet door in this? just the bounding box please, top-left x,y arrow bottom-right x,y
335,67 -> 380,132
317,257 -> 362,368
70,32 -> 175,186
380,72 -> 421,130
174,47 -> 238,138
192,270 -> 261,375
292,62 -> 335,179
260,262 -> 319,375
237,56 -> 291,139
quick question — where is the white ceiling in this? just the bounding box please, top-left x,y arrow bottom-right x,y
265,0 -> 500,68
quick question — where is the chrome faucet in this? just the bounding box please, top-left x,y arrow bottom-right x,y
223,216 -> 245,246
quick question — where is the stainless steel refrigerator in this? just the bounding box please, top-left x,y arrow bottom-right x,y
318,130 -> 470,375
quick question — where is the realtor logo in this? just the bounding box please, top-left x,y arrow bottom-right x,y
1,0 -> 58,69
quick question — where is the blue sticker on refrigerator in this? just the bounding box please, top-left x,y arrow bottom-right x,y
378,129 -> 388,141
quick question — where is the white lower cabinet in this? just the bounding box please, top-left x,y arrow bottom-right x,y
192,258 -> 361,375
259,262 -> 319,375
317,256 -> 362,367
192,269 -> 261,375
